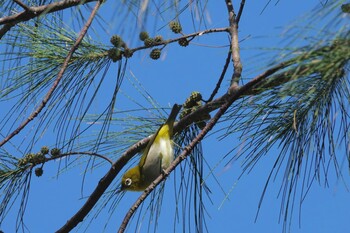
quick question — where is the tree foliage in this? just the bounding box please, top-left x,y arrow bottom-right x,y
0,0 -> 349,232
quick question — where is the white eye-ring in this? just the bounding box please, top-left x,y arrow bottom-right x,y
125,178 -> 132,186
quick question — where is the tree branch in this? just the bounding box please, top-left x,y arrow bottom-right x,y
0,22 -> 15,39
236,0 -> 246,24
0,0 -> 102,147
19,151 -> 113,173
13,0 -> 32,12
225,0 -> 243,93
0,0 -> 97,39
130,27 -> 229,53
207,50 -> 232,102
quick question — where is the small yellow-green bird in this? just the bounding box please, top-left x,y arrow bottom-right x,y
121,104 -> 182,191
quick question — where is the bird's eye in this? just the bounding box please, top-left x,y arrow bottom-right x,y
125,178 -> 132,186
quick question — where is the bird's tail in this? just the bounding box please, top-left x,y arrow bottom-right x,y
166,104 -> 182,126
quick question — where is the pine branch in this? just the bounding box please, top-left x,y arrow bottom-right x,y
225,0 -> 242,92
236,0 -> 246,24
222,34 -> 350,231
246,38 -> 350,96
129,27 -> 229,53
207,50 -> 232,102
0,0 -> 97,39
12,0 -> 31,12
0,21 -> 227,161
0,0 -> 103,147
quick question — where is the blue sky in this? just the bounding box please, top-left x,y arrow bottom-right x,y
1,0 -> 349,233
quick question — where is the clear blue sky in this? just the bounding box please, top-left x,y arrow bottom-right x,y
1,1 -> 349,233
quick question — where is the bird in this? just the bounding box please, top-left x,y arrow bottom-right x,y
121,104 -> 182,191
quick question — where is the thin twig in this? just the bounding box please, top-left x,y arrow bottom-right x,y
206,50 -> 232,102
19,151 -> 113,172
59,152 -> 114,165
225,0 -> 243,93
130,27 -> 229,53
236,0 -> 246,24
0,0 -> 102,148
13,0 -> 32,12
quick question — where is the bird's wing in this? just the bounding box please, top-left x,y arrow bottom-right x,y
139,104 -> 181,168
138,125 -> 162,168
